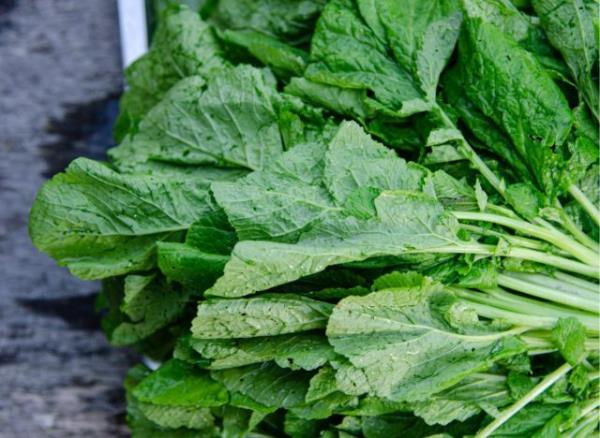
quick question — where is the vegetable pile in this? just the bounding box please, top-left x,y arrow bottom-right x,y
29,0 -> 599,436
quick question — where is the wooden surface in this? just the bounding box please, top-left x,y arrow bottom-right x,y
0,1 -> 138,436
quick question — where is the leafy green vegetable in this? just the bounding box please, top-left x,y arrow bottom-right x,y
458,15 -> 573,194
111,66 -> 284,172
29,158 -> 210,279
532,0 -> 599,120
115,5 -> 226,140
327,283 -> 526,402
29,1 -> 600,436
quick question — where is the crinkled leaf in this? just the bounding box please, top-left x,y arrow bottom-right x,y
211,142 -> 335,242
413,373 -> 512,425
190,332 -> 335,371
305,0 -> 426,117
191,294 -> 333,338
533,0 -> 599,120
211,362 -> 311,409
220,29 -> 308,77
324,122 -> 428,204
29,158 -> 210,279
157,200 -> 235,289
326,285 -> 527,402
111,66 -> 284,172
207,191 -> 460,297
212,0 -> 327,44
102,274 -> 192,346
458,17 -> 573,194
115,6 -> 226,140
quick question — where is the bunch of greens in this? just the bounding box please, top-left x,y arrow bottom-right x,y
29,0 -> 599,437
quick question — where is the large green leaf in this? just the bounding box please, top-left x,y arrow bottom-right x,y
207,190 -> 459,297
133,359 -> 229,407
206,122 -> 457,297
190,332 -> 336,370
220,29 -> 308,77
211,142 -> 336,242
302,0 -> 460,118
457,16 -> 573,193
157,200 -> 235,289
191,294 -> 333,338
110,66 -> 284,173
533,0 -> 599,119
461,0 -> 569,77
29,158 -> 210,279
125,365 -> 220,437
100,274 -> 192,346
326,284 -> 527,402
323,122 -> 427,204
211,362 -> 312,409
115,5 -> 226,140
212,0 -> 327,44
413,373 -> 512,425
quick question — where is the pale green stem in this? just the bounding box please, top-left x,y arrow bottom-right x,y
459,224 -> 562,253
434,104 -> 506,196
569,184 -> 600,227
565,410 -> 599,438
420,244 -> 599,278
481,287 -> 598,332
556,199 -> 599,251
497,273 -> 597,313
454,211 -> 598,265
506,272 -> 599,302
475,362 -> 573,438
554,272 -> 600,293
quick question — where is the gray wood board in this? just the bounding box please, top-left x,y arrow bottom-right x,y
0,1 -> 138,437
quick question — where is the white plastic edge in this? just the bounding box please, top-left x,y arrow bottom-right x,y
117,0 -> 149,68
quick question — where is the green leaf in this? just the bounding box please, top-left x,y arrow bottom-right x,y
207,190 -> 460,297
552,317 -> 587,365
324,122 -> 428,205
474,179 -> 488,211
461,0 -> 567,76
413,374 -> 512,426
157,200 -> 235,289
29,158 -> 210,279
326,285 -> 527,402
212,0 -> 327,44
304,0 -> 461,118
132,359 -> 229,407
211,362 -> 312,409
284,412 -> 326,438
442,68 -> 533,182
219,405 -> 267,438
489,402 -> 568,436
372,271 -> 432,291
101,274 -> 192,346
220,29 -> 308,77
189,332 -> 336,370
305,0 -> 425,117
533,0 -> 599,119
458,16 -> 573,193
211,142 -> 335,242
115,5 -> 226,140
505,183 -> 546,220
110,66 -> 284,172
125,364 -> 220,437
285,77 -> 371,121
573,103 -> 599,145
206,122 -> 461,297
191,294 -> 333,338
